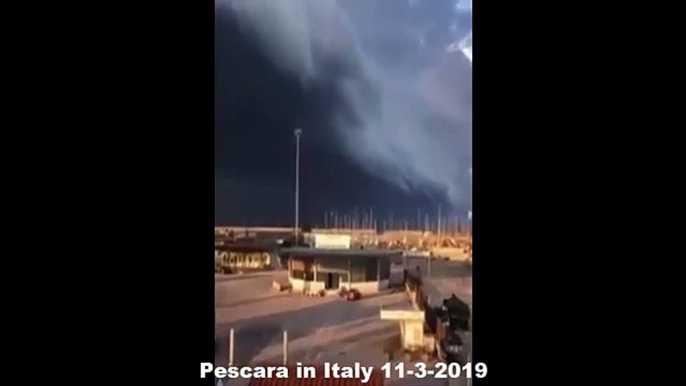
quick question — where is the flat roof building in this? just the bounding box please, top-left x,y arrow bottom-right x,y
280,248 -> 401,295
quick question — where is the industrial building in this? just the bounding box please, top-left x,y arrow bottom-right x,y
215,241 -> 279,273
280,248 -> 400,295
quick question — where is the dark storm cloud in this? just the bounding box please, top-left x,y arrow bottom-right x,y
215,0 -> 472,225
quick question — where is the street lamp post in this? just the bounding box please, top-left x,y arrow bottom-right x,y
294,128 -> 303,246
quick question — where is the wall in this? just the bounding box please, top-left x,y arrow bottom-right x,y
289,278 -> 324,294
342,279 -> 389,295
400,319 -> 425,351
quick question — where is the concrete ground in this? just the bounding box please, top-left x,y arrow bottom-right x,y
216,271 -> 407,368
215,259 -> 472,386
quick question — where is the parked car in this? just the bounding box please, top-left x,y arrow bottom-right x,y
346,288 -> 361,301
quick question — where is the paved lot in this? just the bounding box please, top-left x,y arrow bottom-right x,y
216,271 -> 407,367
215,259 -> 472,386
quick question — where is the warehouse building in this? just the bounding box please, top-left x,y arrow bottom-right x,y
280,248 -> 400,295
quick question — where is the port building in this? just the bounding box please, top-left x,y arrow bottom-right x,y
279,248 -> 400,295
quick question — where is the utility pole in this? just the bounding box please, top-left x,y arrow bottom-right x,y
438,205 -> 442,238
294,128 -> 302,246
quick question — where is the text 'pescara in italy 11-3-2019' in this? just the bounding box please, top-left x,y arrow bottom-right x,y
201,361 -> 488,384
